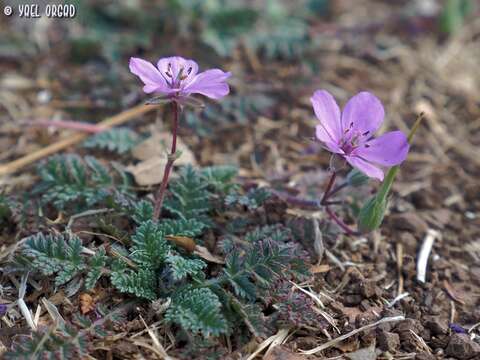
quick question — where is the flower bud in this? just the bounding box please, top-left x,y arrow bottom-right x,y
357,195 -> 387,233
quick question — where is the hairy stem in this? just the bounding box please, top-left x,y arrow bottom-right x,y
153,101 -> 179,220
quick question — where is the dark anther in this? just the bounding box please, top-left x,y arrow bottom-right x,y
166,63 -> 173,77
365,144 -> 370,148
362,131 -> 369,136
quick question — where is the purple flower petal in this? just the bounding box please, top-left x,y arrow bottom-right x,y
354,130 -> 409,166
129,57 -> 169,94
345,155 -> 384,181
184,69 -> 231,99
157,57 -> 199,86
341,92 -> 384,138
311,90 -> 342,143
316,125 -> 344,154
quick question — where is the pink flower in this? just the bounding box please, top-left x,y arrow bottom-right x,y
129,56 -> 231,100
312,90 -> 409,181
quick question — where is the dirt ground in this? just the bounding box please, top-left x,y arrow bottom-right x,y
0,1 -> 479,359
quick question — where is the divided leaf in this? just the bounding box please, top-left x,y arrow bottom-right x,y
130,220 -> 170,268
85,247 -> 107,289
164,165 -> 211,225
23,233 -> 85,287
110,267 -> 157,300
166,287 -> 228,337
83,128 -> 141,154
36,154 -> 131,210
166,254 -> 206,281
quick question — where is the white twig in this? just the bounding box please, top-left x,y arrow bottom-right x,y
289,280 -> 324,308
300,315 -> 405,355
387,292 -> 410,307
417,229 -> 440,283
17,274 -> 36,331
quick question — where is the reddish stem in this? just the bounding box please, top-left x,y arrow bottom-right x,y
153,101 -> 179,220
325,206 -> 359,236
320,171 -> 337,205
322,171 -> 359,236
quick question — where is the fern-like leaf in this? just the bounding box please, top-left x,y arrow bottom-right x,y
164,165 -> 211,225
110,267 -> 157,300
132,200 -> 154,224
201,165 -> 238,193
225,187 -> 271,210
36,154 -> 130,210
23,233 -> 85,287
130,220 -> 170,268
166,254 -> 206,281
159,218 -> 206,238
85,247 -> 107,289
83,128 -> 140,154
166,287 -> 228,337
222,240 -> 289,301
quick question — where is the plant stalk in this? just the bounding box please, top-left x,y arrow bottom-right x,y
153,101 -> 179,220
321,171 -> 359,236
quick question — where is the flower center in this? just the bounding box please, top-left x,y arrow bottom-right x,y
165,63 -> 193,89
340,122 -> 371,154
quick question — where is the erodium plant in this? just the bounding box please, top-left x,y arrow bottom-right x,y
311,90 -> 413,234
129,56 -> 231,219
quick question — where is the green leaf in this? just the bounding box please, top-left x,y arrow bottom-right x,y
85,247 -> 107,289
223,255 -> 257,300
357,194 -> 388,234
166,287 -> 228,337
164,165 -> 211,225
132,200 -> 154,224
225,187 -> 271,210
130,220 -> 170,268
166,254 -> 206,281
110,268 -> 157,300
201,165 -> 238,193
23,233 -> 85,287
440,0 -> 474,34
36,154 -> 130,210
0,194 -> 12,221
356,114 -> 424,233
159,218 -> 206,238
83,128 -> 141,154
222,240 -> 288,301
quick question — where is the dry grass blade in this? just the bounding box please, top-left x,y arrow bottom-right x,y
246,328 -> 290,360
137,315 -> 176,360
0,104 -> 154,176
300,315 -> 405,355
